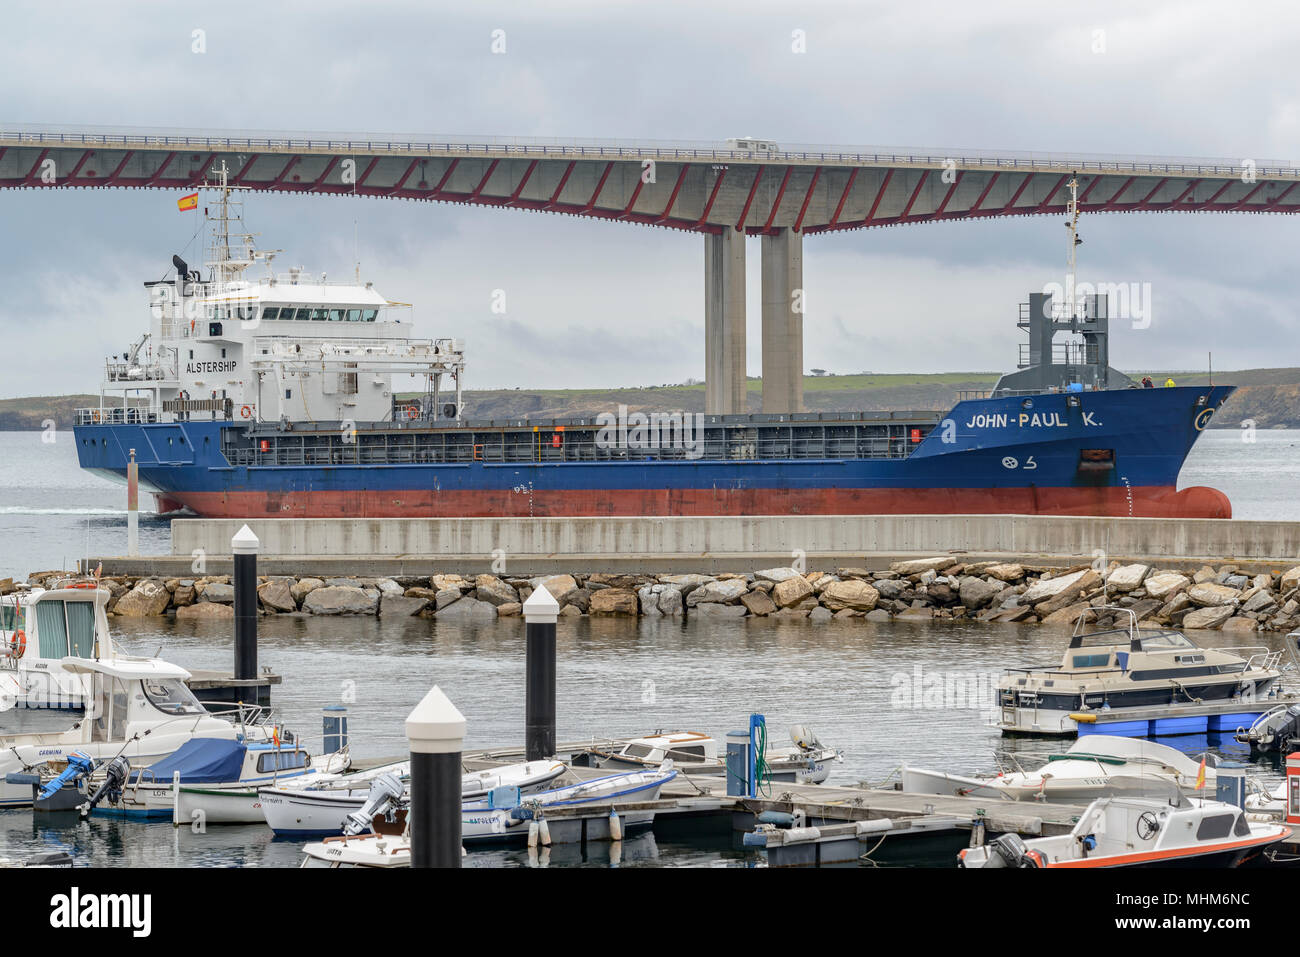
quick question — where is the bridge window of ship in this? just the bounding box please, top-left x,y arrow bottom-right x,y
143,678 -> 206,717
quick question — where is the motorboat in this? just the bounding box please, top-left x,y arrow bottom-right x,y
259,759 -> 567,835
960,790 -> 1289,867
903,736 -> 1219,803
573,726 -> 842,784
22,736 -> 351,821
300,831 -> 411,868
996,607 -> 1284,735
459,765 -> 677,845
1,583 -> 119,721
0,655 -> 284,809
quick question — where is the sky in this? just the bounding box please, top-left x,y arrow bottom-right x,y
2,0 -> 1299,397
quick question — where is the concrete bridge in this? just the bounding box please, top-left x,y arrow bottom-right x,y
6,125 -> 1300,414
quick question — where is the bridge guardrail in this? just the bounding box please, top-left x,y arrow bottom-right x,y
2,126 -> 1299,179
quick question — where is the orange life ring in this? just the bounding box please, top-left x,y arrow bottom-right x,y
240,405 -> 252,419
402,405 -> 418,418
10,630 -> 25,658
68,582 -> 98,589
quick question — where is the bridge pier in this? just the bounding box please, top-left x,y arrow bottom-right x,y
760,228 -> 804,414
704,230 -> 746,415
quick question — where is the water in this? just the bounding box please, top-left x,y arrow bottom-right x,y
0,426 -> 1297,866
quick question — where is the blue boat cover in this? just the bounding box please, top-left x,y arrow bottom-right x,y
140,738 -> 246,784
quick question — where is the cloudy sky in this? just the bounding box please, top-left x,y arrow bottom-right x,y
2,0 -> 1298,397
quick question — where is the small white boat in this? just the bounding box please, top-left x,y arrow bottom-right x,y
576,726 -> 842,784
460,765 -> 677,844
960,790 -> 1290,868
903,736 -> 1218,804
260,759 -> 567,835
301,831 -> 412,868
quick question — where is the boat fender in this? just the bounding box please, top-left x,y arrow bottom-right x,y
855,819 -> 893,836
608,809 -> 623,841
742,830 -> 769,847
510,806 -> 536,821
527,819 -> 539,848
538,818 -> 551,846
783,827 -> 822,844
758,810 -> 795,827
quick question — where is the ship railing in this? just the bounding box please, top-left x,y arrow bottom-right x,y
74,407 -> 159,426
104,360 -> 175,383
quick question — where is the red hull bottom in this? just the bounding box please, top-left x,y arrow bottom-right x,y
160,484 -> 1232,520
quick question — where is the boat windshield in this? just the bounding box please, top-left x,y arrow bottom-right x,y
142,678 -> 207,716
1138,633 -> 1196,651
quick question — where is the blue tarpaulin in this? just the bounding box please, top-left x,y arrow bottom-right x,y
138,738 -> 246,784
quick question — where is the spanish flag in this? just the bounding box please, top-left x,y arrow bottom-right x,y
177,191 -> 198,212
1195,757 -> 1206,790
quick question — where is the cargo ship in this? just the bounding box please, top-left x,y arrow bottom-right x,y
73,168 -> 1235,519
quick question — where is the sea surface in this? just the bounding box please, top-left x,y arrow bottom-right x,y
0,427 -> 1297,867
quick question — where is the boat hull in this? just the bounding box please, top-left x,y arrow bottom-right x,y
74,386 -> 1237,519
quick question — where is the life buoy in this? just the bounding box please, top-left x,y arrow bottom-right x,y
402,405 -> 418,418
10,630 -> 25,658
240,405 -> 252,419
68,582 -> 98,589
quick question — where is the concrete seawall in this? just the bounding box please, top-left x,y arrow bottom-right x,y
136,515 -> 1300,575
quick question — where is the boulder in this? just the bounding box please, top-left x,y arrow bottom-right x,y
889,556 -> 960,575
497,602 -> 522,617
996,605 -> 1036,622
1020,569 -> 1091,605
172,584 -> 196,607
865,608 -> 893,622
1040,601 -> 1094,627
1142,573 -> 1190,601
1192,566 -> 1218,584
808,606 -> 833,623
175,601 -> 235,620
589,588 -> 638,616
984,563 -> 1026,582
740,590 -> 778,616
1222,616 -> 1258,633
957,577 -> 1001,610
1187,583 -> 1241,608
114,580 -> 172,617
693,603 -> 748,619
435,597 -> 498,620
1242,589 -> 1278,614
1129,598 -> 1163,622
638,585 -> 662,617
291,578 -> 324,603
431,574 -> 471,593
567,588 -> 593,613
687,579 -> 749,606
474,575 -> 519,607
873,579 -> 907,600
532,575 -> 579,605
434,588 -> 462,610
926,582 -> 957,605
1282,566 -> 1300,593
375,579 -> 404,596
257,579 -> 297,613
821,579 -> 880,612
1036,571 -> 1103,615
658,587 -> 684,617
302,586 -> 379,616
380,594 -> 429,618
1106,564 -> 1150,593
558,604 -> 582,617
657,574 -> 714,596
1183,606 -> 1235,630
772,576 -> 815,609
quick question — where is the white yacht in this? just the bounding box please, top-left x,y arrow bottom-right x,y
574,727 -> 842,784
903,736 -> 1219,803
996,608 -> 1284,735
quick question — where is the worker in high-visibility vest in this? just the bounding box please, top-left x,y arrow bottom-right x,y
1164,377 -> 1176,387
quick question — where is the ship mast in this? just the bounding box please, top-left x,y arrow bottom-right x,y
1064,171 -> 1082,321
204,161 -> 261,287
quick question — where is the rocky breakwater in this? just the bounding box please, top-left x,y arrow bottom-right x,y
18,560 -> 1300,632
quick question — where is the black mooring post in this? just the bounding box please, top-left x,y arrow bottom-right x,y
232,525 -> 259,681
523,585 -> 559,761
407,686 -> 466,868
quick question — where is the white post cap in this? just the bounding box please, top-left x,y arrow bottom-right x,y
523,584 -> 559,624
406,685 -> 467,755
231,524 -> 260,555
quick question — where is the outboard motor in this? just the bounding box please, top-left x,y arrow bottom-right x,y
341,772 -> 405,836
33,751 -> 97,813
790,725 -> 822,752
1236,703 -> 1300,754
989,832 -> 1040,868
80,755 -> 131,818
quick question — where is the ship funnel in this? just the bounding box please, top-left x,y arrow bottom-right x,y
172,254 -> 190,295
